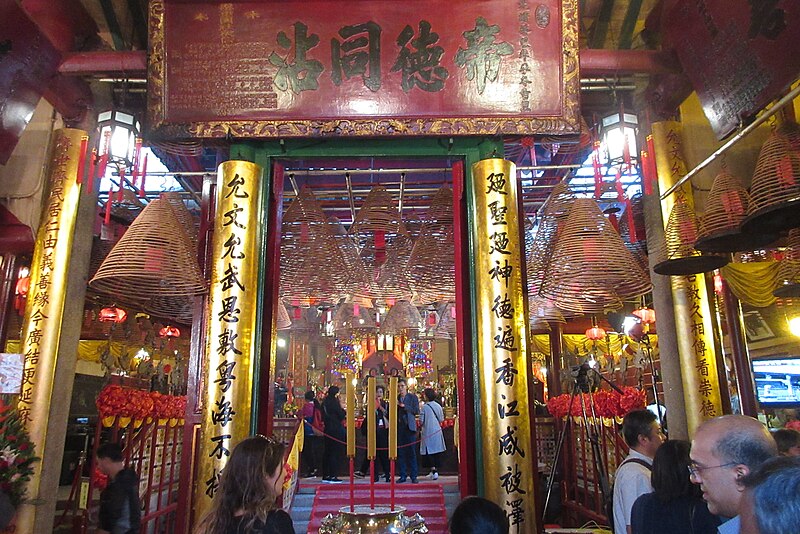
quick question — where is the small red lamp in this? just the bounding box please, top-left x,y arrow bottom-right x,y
99,306 -> 127,323
159,325 -> 181,338
632,307 -> 656,325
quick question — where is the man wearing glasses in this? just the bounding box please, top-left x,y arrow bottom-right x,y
689,415 -> 777,534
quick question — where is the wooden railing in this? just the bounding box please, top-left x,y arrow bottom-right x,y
557,417 -> 628,528
61,417 -> 184,533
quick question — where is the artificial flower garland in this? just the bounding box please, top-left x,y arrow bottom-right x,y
546,387 -> 647,420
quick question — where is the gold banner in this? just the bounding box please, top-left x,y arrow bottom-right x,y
652,122 -> 724,435
16,128 -> 86,530
195,160 -> 264,521
471,158 -> 537,533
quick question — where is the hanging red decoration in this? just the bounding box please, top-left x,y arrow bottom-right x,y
585,326 -> 606,340
99,306 -> 127,323
632,307 -> 656,325
159,325 -> 181,338
714,273 -> 724,294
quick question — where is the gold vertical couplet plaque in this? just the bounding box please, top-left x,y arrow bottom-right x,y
651,123 -> 723,435
16,128 -> 85,531
195,160 -> 264,522
471,159 -> 537,533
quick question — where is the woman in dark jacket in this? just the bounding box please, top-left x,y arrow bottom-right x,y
630,440 -> 720,534
321,385 -> 346,483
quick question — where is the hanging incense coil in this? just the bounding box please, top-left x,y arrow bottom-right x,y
528,295 -> 567,326
741,122 -> 800,234
654,196 -> 729,275
144,294 -> 195,325
328,216 -> 373,298
695,168 -> 777,252
528,295 -> 569,333
381,300 -> 423,335
349,185 -> 408,235
90,197 -> 208,300
408,186 -> 455,304
774,229 -> 800,297
433,302 -> 456,338
350,186 -> 412,276
539,197 -> 650,313
333,302 -> 377,332
162,192 -> 199,246
361,233 -> 414,301
276,300 -> 292,330
527,182 -> 577,295
280,187 -> 349,304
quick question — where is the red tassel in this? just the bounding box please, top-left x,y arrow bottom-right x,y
104,198 -> 112,225
76,136 -> 88,185
640,151 -> 653,196
626,198 -> 638,242
97,153 -> 109,180
592,140 -> 603,198
86,148 -> 96,194
117,167 -> 126,202
614,168 -> 625,199
131,139 -> 141,195
646,135 -> 658,189
139,154 -> 148,198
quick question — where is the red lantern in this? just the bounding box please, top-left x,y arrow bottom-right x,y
99,306 -> 127,323
632,307 -> 656,325
159,325 -> 181,338
585,326 -> 606,341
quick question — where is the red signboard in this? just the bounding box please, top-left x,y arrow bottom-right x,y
0,0 -> 61,164
662,0 -> 800,139
148,0 -> 579,138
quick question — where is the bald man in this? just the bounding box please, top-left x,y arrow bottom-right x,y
689,415 -> 778,534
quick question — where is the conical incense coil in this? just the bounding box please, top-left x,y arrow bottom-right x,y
539,197 -> 650,310
695,168 -> 777,253
654,196 -> 728,276
90,197 -> 207,300
741,122 -> 800,234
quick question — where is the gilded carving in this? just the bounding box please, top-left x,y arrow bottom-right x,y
147,0 -> 166,132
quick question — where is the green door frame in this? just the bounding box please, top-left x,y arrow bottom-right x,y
231,137 -> 503,496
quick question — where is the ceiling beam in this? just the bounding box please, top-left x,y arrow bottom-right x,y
618,0 -> 644,49
57,49 -> 678,79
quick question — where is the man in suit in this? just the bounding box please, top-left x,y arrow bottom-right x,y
397,379 -> 420,483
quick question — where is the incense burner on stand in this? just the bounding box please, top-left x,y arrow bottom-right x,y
318,505 -> 428,534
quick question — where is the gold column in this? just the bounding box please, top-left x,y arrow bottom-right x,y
652,123 -> 724,435
471,158 -> 538,533
15,129 -> 86,531
195,160 -> 264,521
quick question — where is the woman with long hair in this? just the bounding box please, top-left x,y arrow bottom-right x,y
195,436 -> 295,534
630,440 -> 719,534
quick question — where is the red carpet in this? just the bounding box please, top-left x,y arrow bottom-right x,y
307,483 -> 448,533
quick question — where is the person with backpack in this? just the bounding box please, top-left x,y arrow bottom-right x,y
612,409 -> 665,534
